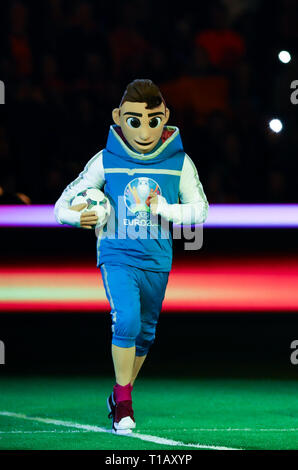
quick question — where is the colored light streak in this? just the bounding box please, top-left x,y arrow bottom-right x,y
1,257 -> 298,312
0,204 -> 298,228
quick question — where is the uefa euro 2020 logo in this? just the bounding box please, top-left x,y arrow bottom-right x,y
124,177 -> 161,221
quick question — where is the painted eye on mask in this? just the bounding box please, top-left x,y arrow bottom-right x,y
149,117 -> 162,128
126,117 -> 141,128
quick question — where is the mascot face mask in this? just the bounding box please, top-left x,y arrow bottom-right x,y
112,101 -> 170,154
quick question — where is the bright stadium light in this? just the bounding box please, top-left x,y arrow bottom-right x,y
269,118 -> 283,133
278,50 -> 291,64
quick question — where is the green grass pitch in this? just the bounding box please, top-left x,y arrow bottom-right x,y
0,375 -> 298,450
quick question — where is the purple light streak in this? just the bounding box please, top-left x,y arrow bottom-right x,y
0,204 -> 297,228
0,205 -> 61,227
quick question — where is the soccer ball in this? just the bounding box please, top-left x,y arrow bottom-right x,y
70,187 -> 111,227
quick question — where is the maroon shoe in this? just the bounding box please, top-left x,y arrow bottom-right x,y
107,392 -> 116,420
109,397 -> 136,434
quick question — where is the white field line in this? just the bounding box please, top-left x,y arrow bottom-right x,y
0,411 -> 240,450
1,428 -> 297,433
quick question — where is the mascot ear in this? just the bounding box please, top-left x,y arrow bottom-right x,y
164,107 -> 170,125
112,108 -> 121,125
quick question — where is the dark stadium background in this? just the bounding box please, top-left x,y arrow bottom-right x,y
0,0 -> 298,380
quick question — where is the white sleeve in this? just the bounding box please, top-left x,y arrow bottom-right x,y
155,154 -> 209,224
54,150 -> 105,227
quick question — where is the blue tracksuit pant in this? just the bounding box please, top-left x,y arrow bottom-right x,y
100,263 -> 169,356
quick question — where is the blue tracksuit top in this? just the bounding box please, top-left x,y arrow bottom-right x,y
97,125 -> 185,272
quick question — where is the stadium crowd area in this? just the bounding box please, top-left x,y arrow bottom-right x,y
0,0 -> 298,204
